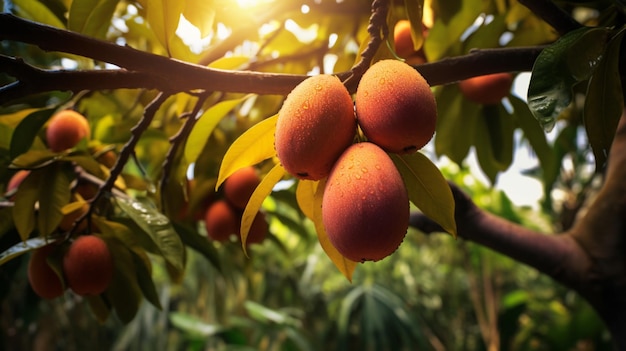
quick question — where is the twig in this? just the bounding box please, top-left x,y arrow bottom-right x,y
342,0 -> 390,91
73,92 -> 171,231
159,92 -> 210,211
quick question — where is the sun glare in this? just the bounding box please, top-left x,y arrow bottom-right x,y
236,0 -> 269,8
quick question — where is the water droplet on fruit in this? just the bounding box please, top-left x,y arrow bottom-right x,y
314,84 -> 322,91
354,174 -> 361,180
379,77 -> 386,85
375,165 -> 381,170
361,167 -> 368,173
302,100 -> 310,110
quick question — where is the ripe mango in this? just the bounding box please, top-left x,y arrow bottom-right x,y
356,60 -> 436,154
275,74 -> 356,180
322,142 -> 409,262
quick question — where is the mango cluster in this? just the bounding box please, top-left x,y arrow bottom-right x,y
275,60 -> 437,262
27,235 -> 114,299
205,166 -> 268,245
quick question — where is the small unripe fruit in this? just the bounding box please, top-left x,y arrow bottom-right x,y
28,244 -> 65,299
46,110 -> 91,152
458,73 -> 514,105
223,167 -> 260,210
246,211 -> 268,245
205,200 -> 238,242
356,60 -> 437,154
322,142 -> 409,262
275,74 -> 356,180
63,235 -> 113,296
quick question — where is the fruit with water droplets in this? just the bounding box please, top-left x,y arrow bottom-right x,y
322,142 -> 409,262
458,73 -> 513,105
275,74 -> 356,180
356,60 -> 436,154
223,166 -> 260,210
46,110 -> 91,152
28,244 -> 65,299
63,235 -> 113,296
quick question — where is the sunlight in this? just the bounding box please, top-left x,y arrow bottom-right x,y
236,0 -> 270,8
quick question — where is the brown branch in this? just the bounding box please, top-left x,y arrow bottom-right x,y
159,92 -> 210,211
342,0 -> 390,91
410,184 -> 591,289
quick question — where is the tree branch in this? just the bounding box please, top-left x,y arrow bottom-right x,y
0,12 -> 545,105
410,184 -> 591,289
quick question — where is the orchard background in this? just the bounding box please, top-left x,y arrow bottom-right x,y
1,0 -> 626,350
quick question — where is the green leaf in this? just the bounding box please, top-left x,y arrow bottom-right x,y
103,237 -> 142,324
169,312 -> 224,338
474,105 -> 515,184
313,179 -> 357,282
0,236 -> 60,267
434,85 -> 480,164
37,164 -> 71,236
528,27 -> 611,131
215,115 -> 277,190
391,153 -> 457,237
240,163 -> 284,252
12,0 -> 66,28
69,0 -> 120,39
12,169 -> 40,240
584,28 -> 625,170
172,222 -> 221,272
62,154 -> 106,179
185,96 -> 250,164
295,179 -> 317,220
509,96 -> 556,183
85,295 -> 111,323
10,149 -> 59,169
80,0 -> 120,39
424,0 -> 483,61
10,108 -> 54,160
116,196 -> 185,272
130,248 -> 162,310
402,0 -> 424,52
145,0 -> 185,56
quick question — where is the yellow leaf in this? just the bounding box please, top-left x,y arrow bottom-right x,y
313,179 -> 357,282
61,201 -> 88,215
295,180 -> 317,220
185,96 -> 251,163
215,115 -> 277,190
146,0 -> 185,56
240,163 -> 285,254
208,56 -> 251,70
183,0 -> 215,38
391,153 -> 457,237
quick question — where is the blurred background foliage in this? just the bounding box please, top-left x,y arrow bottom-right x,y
0,0 -> 621,349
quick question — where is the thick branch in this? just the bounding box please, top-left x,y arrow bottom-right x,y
410,184 -> 591,289
0,22 -> 543,105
